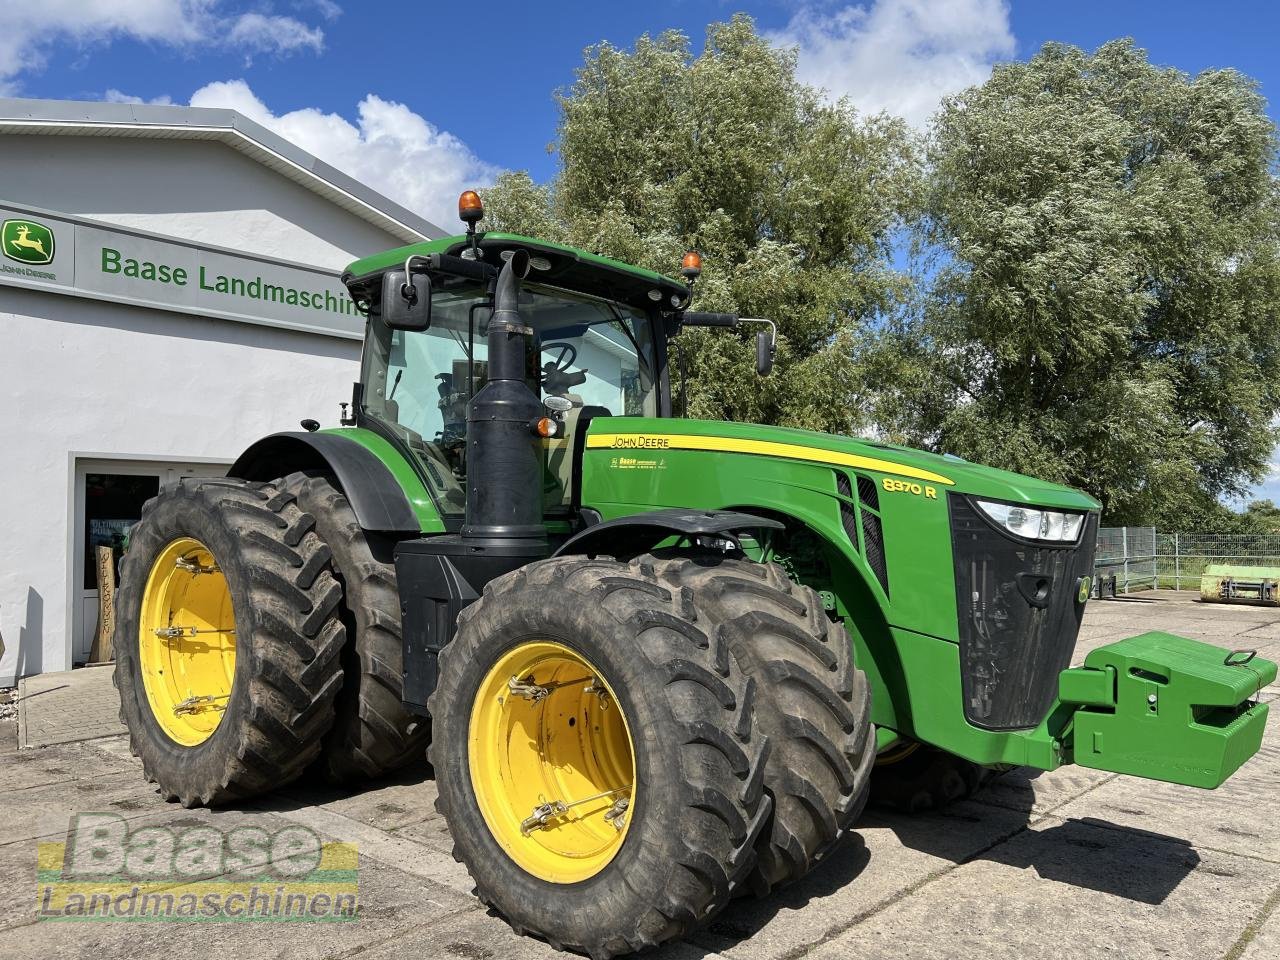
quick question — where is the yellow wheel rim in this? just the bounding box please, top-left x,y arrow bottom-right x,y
138,537 -> 237,746
469,640 -> 637,884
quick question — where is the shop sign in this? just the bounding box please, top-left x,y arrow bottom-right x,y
0,205 -> 365,339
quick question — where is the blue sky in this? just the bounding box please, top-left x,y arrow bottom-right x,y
3,1 -> 1278,503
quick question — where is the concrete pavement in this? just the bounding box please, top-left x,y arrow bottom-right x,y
2,590 -> 1277,960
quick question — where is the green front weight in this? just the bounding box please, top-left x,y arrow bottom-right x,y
1059,632 -> 1276,788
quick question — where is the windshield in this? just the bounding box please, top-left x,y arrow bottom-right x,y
360,282 -> 659,516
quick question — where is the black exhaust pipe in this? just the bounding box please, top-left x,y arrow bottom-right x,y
461,250 -> 547,545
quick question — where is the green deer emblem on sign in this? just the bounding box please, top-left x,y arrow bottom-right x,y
2,219 -> 55,265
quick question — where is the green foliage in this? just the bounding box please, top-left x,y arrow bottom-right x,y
485,15 -> 919,433
490,25 -> 1280,527
1240,499 -> 1280,532
876,40 -> 1280,523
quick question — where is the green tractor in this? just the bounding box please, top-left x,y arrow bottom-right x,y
114,191 -> 1275,956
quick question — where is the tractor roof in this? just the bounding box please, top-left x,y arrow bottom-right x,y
343,233 -> 688,312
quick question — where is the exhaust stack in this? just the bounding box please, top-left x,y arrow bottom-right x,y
461,250 -> 547,545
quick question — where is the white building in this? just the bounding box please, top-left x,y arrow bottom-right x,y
0,98 -> 442,685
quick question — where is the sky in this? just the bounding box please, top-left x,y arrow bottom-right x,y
3,0 -> 1279,504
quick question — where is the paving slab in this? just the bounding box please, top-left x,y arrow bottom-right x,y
4,736 -> 140,792
1052,709 -> 1280,864
275,761 -> 438,833
390,805 -> 457,857
251,791 -> 476,895
0,768 -> 163,847
807,817 -> 1280,960
1239,885 -> 1280,960
685,801 -> 1035,959
18,664 -> 126,748
357,901 -> 624,960
973,764 -> 1117,819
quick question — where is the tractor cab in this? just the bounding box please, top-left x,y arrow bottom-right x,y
342,194 -> 776,530
344,234 -> 673,519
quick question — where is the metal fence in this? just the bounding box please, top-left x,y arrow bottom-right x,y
1095,527 -> 1280,593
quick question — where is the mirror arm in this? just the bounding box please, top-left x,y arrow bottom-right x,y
740,318 -> 777,377
401,254 -> 434,302
739,317 -> 776,344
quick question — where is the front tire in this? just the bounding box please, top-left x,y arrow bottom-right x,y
430,556 -> 770,957
114,478 -> 346,806
870,740 -> 995,812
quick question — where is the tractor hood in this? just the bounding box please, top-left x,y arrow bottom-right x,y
586,418 -> 1101,512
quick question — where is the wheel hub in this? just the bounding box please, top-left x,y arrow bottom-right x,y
468,641 -> 636,883
138,537 -> 236,746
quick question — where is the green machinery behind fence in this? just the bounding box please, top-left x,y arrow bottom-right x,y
1096,527 -> 1280,594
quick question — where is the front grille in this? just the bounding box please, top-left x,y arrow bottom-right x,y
949,495 -> 1098,730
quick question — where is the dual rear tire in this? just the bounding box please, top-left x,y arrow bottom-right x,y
114,474 -> 426,805
429,552 -> 875,956
114,478 -> 347,805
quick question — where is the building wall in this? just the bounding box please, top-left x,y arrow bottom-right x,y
0,136 -> 400,268
0,284 -> 362,685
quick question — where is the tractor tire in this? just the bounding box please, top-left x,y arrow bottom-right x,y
870,740 -> 995,812
280,471 -> 428,782
655,554 -> 875,895
429,555 -> 770,958
113,478 -> 346,807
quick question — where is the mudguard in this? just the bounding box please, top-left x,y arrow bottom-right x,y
554,508 -> 784,559
229,431 -> 420,535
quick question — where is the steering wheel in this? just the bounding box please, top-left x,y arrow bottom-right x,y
541,341 -> 577,379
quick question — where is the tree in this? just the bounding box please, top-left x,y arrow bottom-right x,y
486,15 -> 918,433
1241,498 -> 1280,532
874,40 -> 1280,524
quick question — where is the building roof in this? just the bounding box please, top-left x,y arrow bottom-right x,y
0,97 -> 444,245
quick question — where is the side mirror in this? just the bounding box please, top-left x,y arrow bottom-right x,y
381,269 -> 432,331
756,329 -> 775,376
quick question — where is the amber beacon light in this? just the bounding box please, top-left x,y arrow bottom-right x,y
680,250 -> 702,281
458,190 -> 485,225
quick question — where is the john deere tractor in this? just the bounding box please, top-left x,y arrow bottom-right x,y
115,191 -> 1276,956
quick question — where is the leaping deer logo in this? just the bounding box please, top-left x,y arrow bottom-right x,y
8,225 -> 47,258
1,219 -> 55,265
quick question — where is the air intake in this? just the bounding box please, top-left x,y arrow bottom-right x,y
834,472 -> 860,547
855,474 -> 889,597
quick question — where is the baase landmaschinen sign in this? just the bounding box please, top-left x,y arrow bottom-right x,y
0,204 -> 365,340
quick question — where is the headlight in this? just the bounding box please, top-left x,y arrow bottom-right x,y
976,500 -> 1085,543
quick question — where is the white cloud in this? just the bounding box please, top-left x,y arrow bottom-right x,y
298,0 -> 342,21
226,13 -> 323,58
0,2 -> 329,91
104,89 -> 175,105
769,0 -> 1016,129
189,80 -> 499,230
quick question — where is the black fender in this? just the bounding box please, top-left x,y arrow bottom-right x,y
229,432 -> 420,535
554,508 -> 784,559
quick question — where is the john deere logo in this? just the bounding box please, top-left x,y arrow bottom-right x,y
1077,575 -> 1093,604
2,219 -> 55,266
